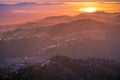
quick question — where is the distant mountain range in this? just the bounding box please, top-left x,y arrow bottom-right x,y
0,13 -> 120,80
0,12 -> 119,32
0,2 -> 63,7
0,12 -> 120,61
48,19 -> 108,36
0,2 -> 38,7
0,3 -> 120,80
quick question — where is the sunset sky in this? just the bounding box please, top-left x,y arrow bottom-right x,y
0,0 -> 120,25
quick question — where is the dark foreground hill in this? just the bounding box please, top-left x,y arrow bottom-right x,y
0,55 -> 120,80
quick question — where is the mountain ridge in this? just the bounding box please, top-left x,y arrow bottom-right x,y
1,55 -> 120,80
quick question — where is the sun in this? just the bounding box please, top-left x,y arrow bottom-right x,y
79,7 -> 97,13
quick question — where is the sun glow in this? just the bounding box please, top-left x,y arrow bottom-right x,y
79,7 -> 97,13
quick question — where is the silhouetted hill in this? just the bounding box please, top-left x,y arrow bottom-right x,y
1,55 -> 120,80
75,12 -> 120,24
35,15 -> 72,27
48,19 -> 108,36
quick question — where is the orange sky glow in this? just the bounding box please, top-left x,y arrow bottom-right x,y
0,2 -> 120,25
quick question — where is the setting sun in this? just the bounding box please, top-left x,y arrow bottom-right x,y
79,7 -> 97,13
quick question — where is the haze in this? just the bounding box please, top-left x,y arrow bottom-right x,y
0,2 -> 120,25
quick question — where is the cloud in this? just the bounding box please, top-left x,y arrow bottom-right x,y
12,10 -> 36,13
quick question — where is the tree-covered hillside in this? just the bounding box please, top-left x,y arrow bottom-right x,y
0,55 -> 120,80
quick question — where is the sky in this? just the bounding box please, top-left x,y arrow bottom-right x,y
0,0 -> 120,4
0,1 -> 120,25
